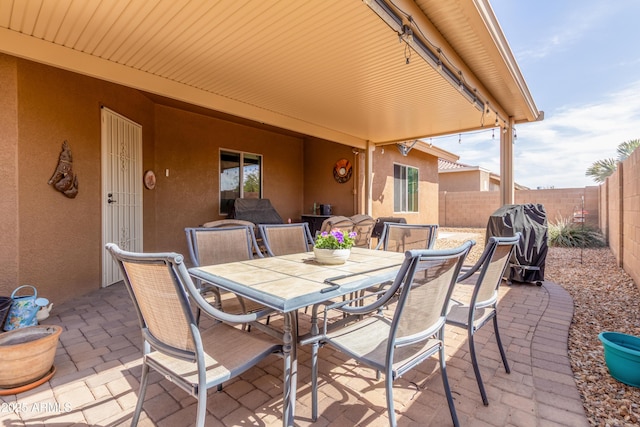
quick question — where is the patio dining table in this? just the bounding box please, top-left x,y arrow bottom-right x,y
188,247 -> 407,427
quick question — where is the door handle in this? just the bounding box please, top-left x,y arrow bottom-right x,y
107,193 -> 117,204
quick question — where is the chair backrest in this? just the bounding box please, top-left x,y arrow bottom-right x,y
458,233 -> 521,308
376,223 -> 439,252
185,226 -> 262,267
201,219 -> 256,228
258,223 -> 314,256
388,241 -> 473,363
106,243 -> 199,359
319,215 -> 354,234
350,214 -> 375,248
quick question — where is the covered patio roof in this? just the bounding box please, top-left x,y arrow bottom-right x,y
0,0 -> 541,150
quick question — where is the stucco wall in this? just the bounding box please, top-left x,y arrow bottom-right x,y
439,170 -> 481,192
1,56 -> 156,303
372,147 -> 439,224
439,187 -> 600,228
303,137 -> 357,218
1,53 -> 443,305
153,105 -> 305,257
0,57 -> 346,305
0,55 -> 18,294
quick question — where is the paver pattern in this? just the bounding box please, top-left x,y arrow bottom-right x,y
0,278 -> 588,426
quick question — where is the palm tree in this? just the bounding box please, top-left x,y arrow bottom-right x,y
586,139 -> 640,183
616,139 -> 640,161
585,158 -> 617,183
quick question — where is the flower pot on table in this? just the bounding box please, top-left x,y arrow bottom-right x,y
313,248 -> 351,265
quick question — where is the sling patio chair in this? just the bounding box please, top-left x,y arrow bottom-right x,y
105,243 -> 283,427
304,241 -> 474,427
375,223 -> 439,252
445,233 -> 521,406
258,222 -> 315,257
366,223 -> 440,300
200,219 -> 256,228
350,214 -> 376,248
185,226 -> 267,320
319,215 -> 355,235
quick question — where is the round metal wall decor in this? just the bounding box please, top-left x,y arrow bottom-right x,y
333,159 -> 352,184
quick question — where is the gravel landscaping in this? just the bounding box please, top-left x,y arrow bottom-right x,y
438,228 -> 640,426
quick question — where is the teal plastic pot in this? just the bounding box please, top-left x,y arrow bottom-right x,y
598,331 -> 640,387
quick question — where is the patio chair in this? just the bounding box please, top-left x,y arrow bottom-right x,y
350,214 -> 375,248
319,215 -> 354,235
258,223 -> 314,256
445,233 -> 521,406
367,223 -> 440,301
105,243 -> 282,427
375,223 -> 439,252
200,219 -> 256,228
305,241 -> 474,427
185,226 -> 266,318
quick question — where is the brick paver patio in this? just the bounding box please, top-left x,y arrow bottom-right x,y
0,279 -> 588,426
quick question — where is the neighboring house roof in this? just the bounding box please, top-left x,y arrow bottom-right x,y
0,0 -> 541,149
438,159 -> 529,190
438,158 -> 479,172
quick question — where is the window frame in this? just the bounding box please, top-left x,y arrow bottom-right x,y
219,149 -> 263,215
393,162 -> 419,213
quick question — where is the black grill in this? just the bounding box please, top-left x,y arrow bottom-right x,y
486,204 -> 548,285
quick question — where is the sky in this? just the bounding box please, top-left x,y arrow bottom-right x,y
429,0 -> 640,189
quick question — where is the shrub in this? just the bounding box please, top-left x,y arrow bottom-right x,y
548,217 -> 605,248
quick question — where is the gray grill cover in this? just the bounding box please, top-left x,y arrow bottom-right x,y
229,198 -> 284,224
486,204 -> 548,282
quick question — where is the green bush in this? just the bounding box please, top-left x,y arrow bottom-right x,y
548,217 -> 606,248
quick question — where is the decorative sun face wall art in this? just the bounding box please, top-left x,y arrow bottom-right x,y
333,159 -> 352,184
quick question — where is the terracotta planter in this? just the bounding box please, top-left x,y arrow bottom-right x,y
0,325 -> 62,388
313,248 -> 351,265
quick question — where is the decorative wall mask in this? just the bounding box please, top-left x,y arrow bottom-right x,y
48,140 -> 79,198
144,170 -> 156,190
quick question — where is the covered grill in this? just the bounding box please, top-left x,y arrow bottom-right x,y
229,198 -> 284,224
486,204 -> 548,285
372,217 -> 406,240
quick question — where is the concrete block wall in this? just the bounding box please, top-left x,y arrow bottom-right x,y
598,148 -> 640,289
438,160 -> 640,291
438,191 -> 500,228
517,188 -> 599,225
599,184 -> 608,244
607,168 -> 622,265
622,149 -> 640,286
439,187 -> 599,228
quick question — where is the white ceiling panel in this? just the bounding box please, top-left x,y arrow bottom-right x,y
0,0 -> 541,147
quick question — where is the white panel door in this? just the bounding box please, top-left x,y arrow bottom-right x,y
101,107 -> 143,287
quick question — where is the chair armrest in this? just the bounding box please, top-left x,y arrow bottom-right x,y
200,299 -> 276,325
302,286 -> 397,342
457,264 -> 479,282
184,274 -> 276,324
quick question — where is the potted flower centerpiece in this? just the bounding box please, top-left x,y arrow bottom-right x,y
313,229 -> 357,265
